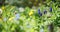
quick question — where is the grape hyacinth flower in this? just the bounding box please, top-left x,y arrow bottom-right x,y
50,7 -> 52,12
39,13 -> 42,16
38,9 -> 40,14
44,10 -> 47,14
38,9 -> 42,16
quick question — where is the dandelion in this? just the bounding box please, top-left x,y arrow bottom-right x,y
50,7 -> 52,12
9,17 -> 14,21
29,11 -> 33,16
29,9 -> 34,16
38,9 -> 42,16
2,6 -> 5,10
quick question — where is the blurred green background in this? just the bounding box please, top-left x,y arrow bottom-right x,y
0,0 -> 60,32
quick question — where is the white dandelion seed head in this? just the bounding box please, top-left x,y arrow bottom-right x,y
0,9 -> 2,14
19,7 -> 24,12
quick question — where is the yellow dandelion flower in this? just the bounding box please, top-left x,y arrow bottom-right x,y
9,17 -> 14,21
2,6 -> 5,10
29,9 -> 34,16
29,11 -> 33,16
0,18 -> 2,21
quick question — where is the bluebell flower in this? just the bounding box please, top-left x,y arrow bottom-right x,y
38,9 -> 42,16
44,10 -> 47,14
50,7 -> 52,12
15,13 -> 20,20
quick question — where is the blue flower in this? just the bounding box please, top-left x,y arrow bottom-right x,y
38,9 -> 42,16
38,9 -> 41,14
44,10 -> 47,14
39,13 -> 42,16
15,13 -> 20,20
50,7 -> 52,12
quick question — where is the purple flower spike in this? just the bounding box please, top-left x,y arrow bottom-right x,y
44,10 -> 47,14
50,7 -> 52,12
38,9 -> 41,14
39,13 -> 42,16
38,9 -> 42,16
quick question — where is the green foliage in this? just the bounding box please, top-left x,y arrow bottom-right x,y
0,0 -> 60,32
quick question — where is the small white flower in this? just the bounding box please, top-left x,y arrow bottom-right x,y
19,7 -> 24,12
0,9 -> 2,14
